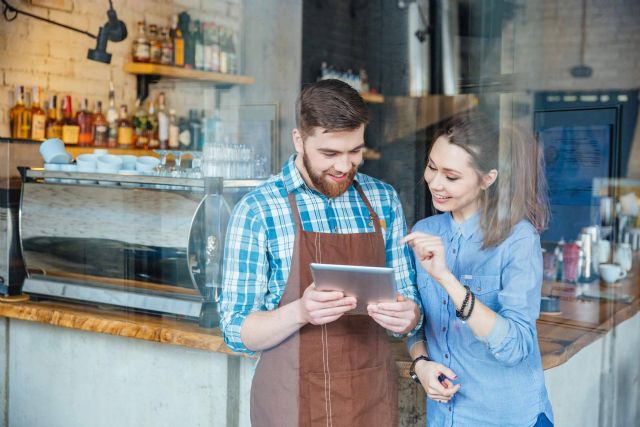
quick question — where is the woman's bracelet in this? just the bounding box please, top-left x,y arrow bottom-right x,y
455,286 -> 472,318
459,290 -> 476,321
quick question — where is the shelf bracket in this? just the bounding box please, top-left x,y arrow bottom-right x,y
136,74 -> 161,102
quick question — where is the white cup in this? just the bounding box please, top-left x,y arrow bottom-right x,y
136,156 -> 160,173
599,263 -> 627,285
39,138 -> 72,164
60,163 -> 77,183
97,154 -> 123,173
120,155 -> 138,171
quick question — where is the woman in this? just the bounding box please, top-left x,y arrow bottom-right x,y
401,111 -> 554,426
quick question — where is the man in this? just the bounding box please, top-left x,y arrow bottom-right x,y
219,79 -> 421,427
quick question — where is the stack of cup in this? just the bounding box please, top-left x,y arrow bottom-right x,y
40,139 -> 72,182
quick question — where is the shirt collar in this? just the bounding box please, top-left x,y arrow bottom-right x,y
448,211 -> 482,242
281,154 -> 361,195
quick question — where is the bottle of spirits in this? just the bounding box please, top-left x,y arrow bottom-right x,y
117,105 -> 133,148
178,116 -> 192,150
189,109 -> 202,150
180,12 -> 194,69
149,24 -> 162,64
30,86 -> 46,141
77,98 -> 93,146
211,23 -> 220,72
160,27 -> 173,65
157,92 -> 169,149
194,20 -> 204,70
61,95 -> 79,145
219,26 -> 228,74
133,98 -> 149,149
45,95 -> 63,139
9,86 -> 31,139
133,21 -> 150,63
92,101 -> 109,147
106,82 -> 119,148
168,109 -> 179,149
147,100 -> 159,149
174,29 -> 185,67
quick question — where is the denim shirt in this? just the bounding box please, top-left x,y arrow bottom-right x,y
408,212 -> 554,427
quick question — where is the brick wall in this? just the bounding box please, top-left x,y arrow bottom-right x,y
0,0 -> 243,138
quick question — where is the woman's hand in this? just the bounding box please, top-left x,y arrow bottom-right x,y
414,359 -> 461,403
401,232 -> 449,281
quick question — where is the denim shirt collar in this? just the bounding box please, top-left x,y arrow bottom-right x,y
281,154 -> 361,195
448,211 -> 483,243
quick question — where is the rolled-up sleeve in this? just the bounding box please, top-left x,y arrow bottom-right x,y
219,199 -> 268,355
387,192 -> 422,336
475,233 -> 542,367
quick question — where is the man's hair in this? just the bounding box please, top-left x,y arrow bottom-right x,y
428,110 -> 550,249
295,79 -> 369,139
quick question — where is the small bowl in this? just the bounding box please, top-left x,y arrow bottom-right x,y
60,163 -> 77,183
136,156 -> 160,173
97,154 -> 123,173
120,155 -> 138,171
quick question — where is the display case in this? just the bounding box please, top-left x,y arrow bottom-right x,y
18,168 -> 263,327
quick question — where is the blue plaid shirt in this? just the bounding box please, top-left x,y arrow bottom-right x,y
220,155 -> 419,354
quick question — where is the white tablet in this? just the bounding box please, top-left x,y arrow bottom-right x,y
309,263 -> 397,315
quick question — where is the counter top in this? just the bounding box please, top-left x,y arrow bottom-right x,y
0,259 -> 637,376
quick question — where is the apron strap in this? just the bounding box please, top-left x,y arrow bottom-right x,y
287,191 -> 303,231
353,181 -> 382,234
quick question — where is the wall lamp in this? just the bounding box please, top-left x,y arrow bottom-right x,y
1,0 -> 127,64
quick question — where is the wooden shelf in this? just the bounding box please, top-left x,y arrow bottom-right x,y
360,92 -> 385,104
124,63 -> 255,85
65,146 -> 160,158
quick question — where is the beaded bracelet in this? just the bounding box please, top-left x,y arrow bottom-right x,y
455,286 -> 472,319
459,290 -> 476,321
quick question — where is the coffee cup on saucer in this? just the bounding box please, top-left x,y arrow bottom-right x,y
599,263 -> 626,285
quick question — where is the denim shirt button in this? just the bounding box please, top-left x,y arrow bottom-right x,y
442,299 -> 446,305
448,407 -> 452,412
476,287 -> 481,292
444,353 -> 449,359
442,326 -> 447,332
452,248 -> 457,254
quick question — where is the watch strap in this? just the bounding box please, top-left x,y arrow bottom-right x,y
409,355 -> 431,385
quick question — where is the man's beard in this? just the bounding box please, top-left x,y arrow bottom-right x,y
302,152 -> 358,198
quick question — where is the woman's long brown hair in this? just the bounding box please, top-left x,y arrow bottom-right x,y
429,110 -> 550,249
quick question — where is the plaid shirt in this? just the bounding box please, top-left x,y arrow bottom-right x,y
219,155 -> 419,354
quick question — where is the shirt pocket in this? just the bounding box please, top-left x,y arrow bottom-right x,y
461,275 -> 501,311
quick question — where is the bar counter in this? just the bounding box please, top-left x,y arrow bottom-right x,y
0,256 -> 637,372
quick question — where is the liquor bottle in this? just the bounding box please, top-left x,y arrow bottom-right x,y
45,95 -> 63,139
174,29 -> 185,67
9,86 -> 31,139
106,82 -> 118,148
160,27 -> 173,65
194,20 -> 204,70
133,98 -> 149,149
133,21 -> 150,63
189,109 -> 202,150
211,23 -> 220,72
61,95 -> 79,145
178,116 -> 191,150
77,98 -> 93,146
184,20 -> 196,69
149,24 -> 162,64
227,30 -> 237,74
30,86 -> 46,141
157,92 -> 169,149
117,105 -> 133,148
219,26 -> 228,74
92,101 -> 109,147
168,109 -> 179,149
147,100 -> 159,149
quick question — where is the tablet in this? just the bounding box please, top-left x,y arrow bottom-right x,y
309,263 -> 397,315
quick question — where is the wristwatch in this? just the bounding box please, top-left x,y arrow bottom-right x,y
409,355 -> 431,385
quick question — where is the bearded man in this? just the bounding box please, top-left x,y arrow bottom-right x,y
219,79 -> 421,427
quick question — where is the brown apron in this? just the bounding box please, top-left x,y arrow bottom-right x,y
250,182 -> 397,427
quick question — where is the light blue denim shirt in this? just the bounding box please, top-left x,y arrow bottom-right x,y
408,212 -> 554,427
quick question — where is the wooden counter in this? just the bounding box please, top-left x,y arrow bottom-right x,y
0,256 -> 637,376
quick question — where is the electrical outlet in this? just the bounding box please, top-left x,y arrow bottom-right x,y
30,0 -> 73,12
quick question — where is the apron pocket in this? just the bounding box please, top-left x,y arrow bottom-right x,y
307,364 -> 393,427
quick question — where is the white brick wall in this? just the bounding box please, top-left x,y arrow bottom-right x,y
0,0 -> 243,137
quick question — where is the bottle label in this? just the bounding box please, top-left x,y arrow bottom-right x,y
62,125 -> 80,144
174,40 -> 185,66
169,125 -> 180,148
31,114 -> 46,140
135,42 -> 150,62
178,129 -> 191,147
159,114 -> 169,141
94,125 -> 108,146
118,127 -> 133,146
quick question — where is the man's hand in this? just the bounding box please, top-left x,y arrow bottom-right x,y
300,283 -> 357,325
367,295 -> 420,334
